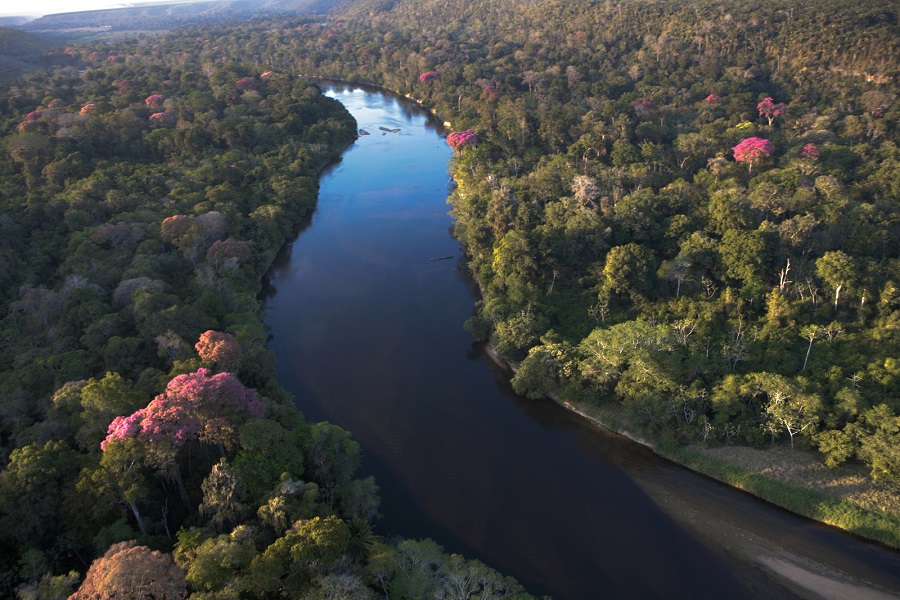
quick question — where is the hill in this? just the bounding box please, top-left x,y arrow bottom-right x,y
16,0 -> 345,36
0,27 -> 54,81
0,27 -> 52,57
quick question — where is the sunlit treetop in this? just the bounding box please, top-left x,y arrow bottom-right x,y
101,367 -> 264,456
757,96 -> 786,125
733,137 -> 776,172
447,129 -> 477,151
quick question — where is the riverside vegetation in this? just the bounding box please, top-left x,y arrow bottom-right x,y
0,24 -> 537,600
162,0 -> 899,545
0,0 -> 898,595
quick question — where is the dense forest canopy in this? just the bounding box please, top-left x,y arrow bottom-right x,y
178,0 -> 898,476
0,15 -> 537,599
0,0 -> 897,596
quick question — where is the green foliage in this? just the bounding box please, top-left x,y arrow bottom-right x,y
366,538 -> 535,599
233,418 -> 306,503
180,525 -> 257,595
249,515 -> 350,595
0,28 -> 367,596
662,443 -> 900,550
0,0 -> 898,591
0,441 -> 78,548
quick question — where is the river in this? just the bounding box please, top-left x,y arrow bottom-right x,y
262,83 -> 900,600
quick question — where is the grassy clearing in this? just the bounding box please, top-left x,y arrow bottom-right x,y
659,442 -> 900,550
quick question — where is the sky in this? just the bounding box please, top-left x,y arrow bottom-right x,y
0,0 -> 199,19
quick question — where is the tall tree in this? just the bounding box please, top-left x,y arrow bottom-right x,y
69,541 -> 187,600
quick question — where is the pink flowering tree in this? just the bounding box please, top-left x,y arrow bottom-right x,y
419,71 -> 438,83
195,330 -> 243,370
733,137 -> 775,173
163,368 -> 263,446
447,130 -> 478,152
80,103 -> 96,116
757,97 -> 786,126
102,368 -> 264,470
703,93 -> 721,104
145,94 -> 165,108
799,144 -> 819,159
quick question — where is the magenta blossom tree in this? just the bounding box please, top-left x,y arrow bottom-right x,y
733,137 -> 775,173
447,130 -> 478,152
703,93 -> 721,103
757,97 -> 786,126
102,368 -> 264,462
419,71 -> 438,83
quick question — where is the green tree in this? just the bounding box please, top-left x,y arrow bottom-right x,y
857,405 -> 900,482
180,525 -> 257,595
600,243 -> 657,304
76,372 -> 145,452
233,418 -> 306,503
758,374 -> 822,449
249,516 -> 350,596
816,250 -> 857,311
78,439 -> 152,536
0,441 -> 78,547
200,459 -> 248,531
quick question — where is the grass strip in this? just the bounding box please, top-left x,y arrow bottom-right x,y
659,442 -> 900,550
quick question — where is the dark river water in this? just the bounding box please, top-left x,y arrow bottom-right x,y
263,84 -> 900,600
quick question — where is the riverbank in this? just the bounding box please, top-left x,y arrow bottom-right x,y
264,82 -> 900,599
482,343 -> 900,554
584,400 -> 900,549
310,71 -> 900,575
483,344 -> 900,597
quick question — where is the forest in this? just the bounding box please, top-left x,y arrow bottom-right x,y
0,0 -> 897,596
0,20 -> 534,600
